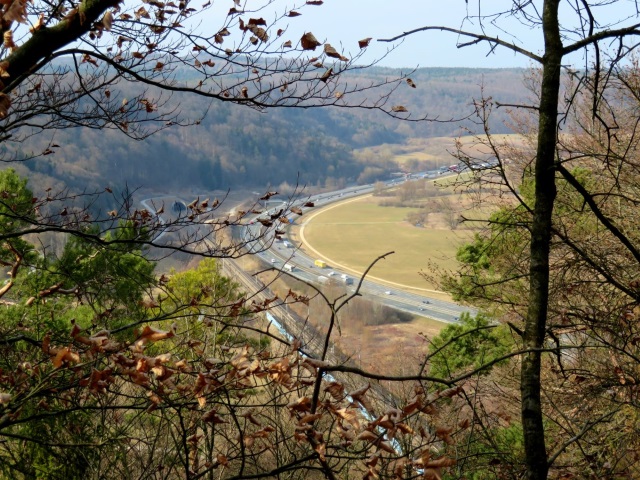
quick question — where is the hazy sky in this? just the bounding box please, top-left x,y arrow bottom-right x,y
227,0 -> 638,70
293,0 -> 542,69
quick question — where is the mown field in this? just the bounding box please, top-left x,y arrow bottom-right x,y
295,194 -> 475,297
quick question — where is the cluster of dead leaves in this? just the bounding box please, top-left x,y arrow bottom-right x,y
282,375 -> 462,479
183,196 -> 219,220
285,289 -> 310,306
0,313 -> 473,480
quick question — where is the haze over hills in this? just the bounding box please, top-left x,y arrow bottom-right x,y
17,67 -> 530,197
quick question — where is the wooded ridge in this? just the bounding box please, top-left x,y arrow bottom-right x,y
14,67 -> 528,195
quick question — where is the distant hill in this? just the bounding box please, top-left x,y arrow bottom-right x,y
15,67 -> 530,197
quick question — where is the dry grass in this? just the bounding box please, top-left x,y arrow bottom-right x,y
357,134 -> 528,169
295,194 -> 474,295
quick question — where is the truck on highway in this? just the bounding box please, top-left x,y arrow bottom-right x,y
342,276 -> 354,286
314,259 -> 327,268
283,241 -> 293,248
284,263 -> 295,272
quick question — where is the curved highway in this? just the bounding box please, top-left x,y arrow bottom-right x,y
240,176 -> 476,324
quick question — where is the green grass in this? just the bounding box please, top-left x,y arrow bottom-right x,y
300,198 -> 472,292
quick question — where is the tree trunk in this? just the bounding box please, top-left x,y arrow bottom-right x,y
521,1 -> 562,479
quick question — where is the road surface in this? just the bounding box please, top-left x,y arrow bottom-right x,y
240,176 -> 476,324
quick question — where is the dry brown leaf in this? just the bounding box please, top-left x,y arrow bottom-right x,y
52,347 -> 80,368
5,0 -> 28,23
3,31 -> 14,49
358,37 -> 372,49
300,32 -> 321,51
435,426 -> 453,437
298,413 -> 322,424
402,395 -> 423,415
350,383 -> 373,412
135,6 -> 150,19
438,386 -> 462,398
302,357 -> 330,369
363,467 -> 379,480
30,13 -> 45,33
406,78 -> 417,88
377,441 -> 396,454
230,345 -> 250,367
319,68 -> 333,83
414,448 -> 431,466
202,409 -> 226,424
366,453 -> 380,467
324,381 -> 344,401
287,396 -> 312,413
334,407 -> 360,429
250,26 -> 268,42
357,430 -> 378,442
324,43 -> 341,59
241,411 -> 262,426
102,10 -> 113,31
137,325 -> 175,343
392,105 -> 408,113
396,422 -> 414,435
259,191 -> 278,200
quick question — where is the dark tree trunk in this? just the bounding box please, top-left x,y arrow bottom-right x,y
521,1 -> 562,479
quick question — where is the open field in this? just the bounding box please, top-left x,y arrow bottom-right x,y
357,134 -> 529,169
253,259 -> 448,372
294,194 -> 475,297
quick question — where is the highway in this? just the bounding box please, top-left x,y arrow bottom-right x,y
239,175 -> 476,324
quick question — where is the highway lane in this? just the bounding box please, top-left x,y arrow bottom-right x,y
140,198 -> 170,242
138,170 -> 476,324
240,175 -> 476,324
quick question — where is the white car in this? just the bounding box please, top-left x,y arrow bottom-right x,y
384,291 -> 392,295
270,258 -> 276,263
327,271 -> 335,276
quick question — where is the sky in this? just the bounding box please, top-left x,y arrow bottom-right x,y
208,0 -> 638,70
287,0 -> 543,69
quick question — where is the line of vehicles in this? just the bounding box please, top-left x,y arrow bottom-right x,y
441,157 -> 501,174
240,173 -> 474,323
281,258 -> 354,286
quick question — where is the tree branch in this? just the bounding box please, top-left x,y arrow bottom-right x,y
378,26 -> 542,63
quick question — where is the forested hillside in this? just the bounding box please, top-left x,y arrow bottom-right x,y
16,67 -> 528,194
